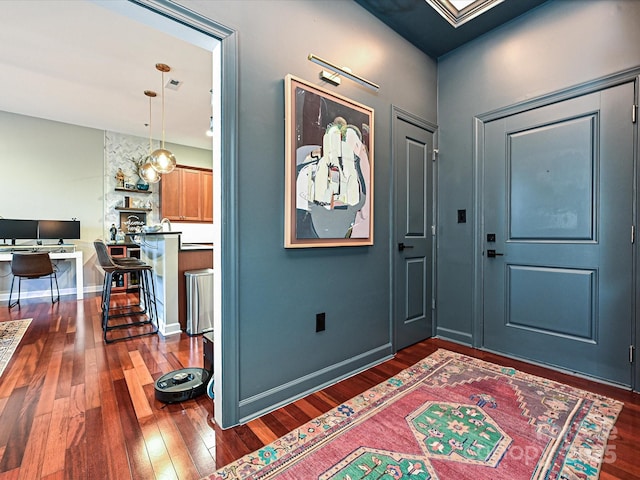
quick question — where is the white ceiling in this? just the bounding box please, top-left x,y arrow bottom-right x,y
0,0 -> 215,150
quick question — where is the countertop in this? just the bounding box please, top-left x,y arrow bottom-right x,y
108,231 -> 182,246
138,231 -> 182,236
180,243 -> 214,251
108,234 -> 212,251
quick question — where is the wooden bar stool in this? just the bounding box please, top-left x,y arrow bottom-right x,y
93,240 -> 158,343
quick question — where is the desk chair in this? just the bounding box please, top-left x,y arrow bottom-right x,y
93,240 -> 158,343
8,252 -> 59,308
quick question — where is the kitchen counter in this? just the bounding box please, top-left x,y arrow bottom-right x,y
123,232 -> 213,334
140,230 -> 182,236
137,232 -> 181,337
180,242 -> 214,251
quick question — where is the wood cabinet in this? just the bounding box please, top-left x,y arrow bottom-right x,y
202,170 -> 213,222
159,168 -> 182,220
160,165 -> 213,222
107,244 -> 141,293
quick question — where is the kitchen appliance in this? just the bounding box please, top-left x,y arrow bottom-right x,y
155,332 -> 215,403
154,367 -> 211,403
185,268 -> 214,335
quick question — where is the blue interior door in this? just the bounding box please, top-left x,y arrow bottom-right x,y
394,114 -> 434,351
483,82 -> 634,386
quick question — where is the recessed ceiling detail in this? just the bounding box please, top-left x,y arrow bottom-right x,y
426,0 -> 504,27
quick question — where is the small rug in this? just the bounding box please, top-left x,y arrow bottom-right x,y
206,349 -> 622,480
0,319 -> 31,378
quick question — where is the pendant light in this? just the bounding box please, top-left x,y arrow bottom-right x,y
149,63 -> 177,174
139,90 -> 161,184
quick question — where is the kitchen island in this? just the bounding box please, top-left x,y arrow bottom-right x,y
136,231 -> 182,337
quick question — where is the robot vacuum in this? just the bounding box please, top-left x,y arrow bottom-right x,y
154,367 -> 211,403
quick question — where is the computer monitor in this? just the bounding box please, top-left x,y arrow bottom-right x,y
38,220 -> 81,245
0,219 -> 39,245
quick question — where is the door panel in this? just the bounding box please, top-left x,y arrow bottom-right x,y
483,82 -> 634,386
406,258 -> 427,321
180,168 -> 203,221
507,265 -> 596,339
509,115 -> 595,240
394,116 -> 434,350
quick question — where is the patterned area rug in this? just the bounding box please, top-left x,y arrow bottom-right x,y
206,349 -> 622,480
0,319 -> 31,378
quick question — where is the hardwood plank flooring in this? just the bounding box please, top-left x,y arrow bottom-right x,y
0,294 -> 638,479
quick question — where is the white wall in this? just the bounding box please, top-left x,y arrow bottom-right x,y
0,111 -> 105,294
166,141 -> 212,169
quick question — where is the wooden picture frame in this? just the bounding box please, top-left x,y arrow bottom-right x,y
284,74 -> 374,248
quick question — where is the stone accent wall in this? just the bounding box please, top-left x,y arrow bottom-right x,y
103,131 -> 160,238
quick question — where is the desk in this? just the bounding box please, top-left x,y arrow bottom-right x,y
0,251 -> 84,299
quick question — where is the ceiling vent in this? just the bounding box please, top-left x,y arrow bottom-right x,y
165,78 -> 183,91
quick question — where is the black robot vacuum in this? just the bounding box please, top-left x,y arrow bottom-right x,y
154,367 -> 211,403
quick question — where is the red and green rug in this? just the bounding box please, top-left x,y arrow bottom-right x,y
206,349 -> 622,479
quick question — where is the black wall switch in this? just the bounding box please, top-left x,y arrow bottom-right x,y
457,209 -> 466,223
316,312 -> 326,332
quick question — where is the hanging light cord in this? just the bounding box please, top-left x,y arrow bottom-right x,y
148,94 -> 153,155
161,69 -> 166,149
148,63 -> 176,174
143,90 -> 157,156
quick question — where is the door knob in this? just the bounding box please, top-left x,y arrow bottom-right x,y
486,249 -> 504,258
398,242 -> 414,251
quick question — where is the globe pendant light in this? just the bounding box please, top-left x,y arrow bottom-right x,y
139,90 -> 161,184
149,63 -> 177,174
139,160 -> 161,184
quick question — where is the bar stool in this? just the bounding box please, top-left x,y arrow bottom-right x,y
93,239 -> 158,343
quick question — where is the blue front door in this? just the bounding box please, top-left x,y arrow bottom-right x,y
483,82 -> 634,387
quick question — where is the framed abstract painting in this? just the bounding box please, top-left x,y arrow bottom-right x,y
284,74 -> 374,248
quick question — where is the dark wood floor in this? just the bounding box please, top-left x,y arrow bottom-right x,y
0,294 -> 638,479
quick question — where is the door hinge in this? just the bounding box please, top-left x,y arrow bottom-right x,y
432,298 -> 436,310
431,225 -> 436,236
630,345 -> 635,363
432,148 -> 439,162
632,225 -> 636,244
633,104 -> 637,124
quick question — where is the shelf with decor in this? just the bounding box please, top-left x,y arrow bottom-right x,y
107,245 -> 141,293
115,187 -> 152,194
115,207 -> 152,212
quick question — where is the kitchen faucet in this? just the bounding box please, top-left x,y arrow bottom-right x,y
160,218 -> 172,231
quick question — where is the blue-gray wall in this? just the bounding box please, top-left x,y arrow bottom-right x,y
437,0 -> 640,346
179,0 -> 437,424
167,0 -> 640,426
